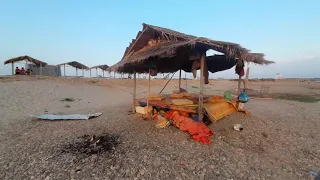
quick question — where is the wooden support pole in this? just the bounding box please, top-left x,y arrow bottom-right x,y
103,70 -> 104,77
178,69 -> 182,90
90,69 -> 91,77
76,68 -> 78,77
199,53 -> 205,122
96,68 -> 98,77
147,69 -> 151,112
244,67 -> 250,89
40,63 -> 43,76
12,63 -> 14,75
114,72 -> 115,78
185,71 -> 188,92
237,75 -> 242,95
64,64 -> 66,76
133,71 -> 136,113
82,68 -> 84,77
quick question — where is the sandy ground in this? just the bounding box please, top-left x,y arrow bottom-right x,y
0,76 -> 319,180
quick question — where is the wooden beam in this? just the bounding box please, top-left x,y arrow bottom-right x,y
64,64 -> 66,76
133,71 -> 137,113
178,69 -> 182,90
245,67 -> 250,89
40,63 -> 43,76
199,53 -> 205,122
12,63 -> 14,75
147,69 -> 151,112
237,75 -> 242,95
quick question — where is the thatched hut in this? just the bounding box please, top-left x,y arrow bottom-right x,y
110,23 -> 274,120
57,61 -> 88,77
4,55 -> 47,75
89,65 -> 109,77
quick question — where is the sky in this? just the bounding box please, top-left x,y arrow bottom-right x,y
0,0 -> 319,78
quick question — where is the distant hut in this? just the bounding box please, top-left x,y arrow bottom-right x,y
4,55 -> 47,75
109,23 -> 274,121
89,65 -> 109,77
57,61 -> 88,77
275,73 -> 284,80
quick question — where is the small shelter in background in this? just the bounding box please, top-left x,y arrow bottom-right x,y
57,61 -> 88,77
4,55 -> 47,75
275,73 -> 284,80
89,65 -> 109,77
110,23 -> 274,121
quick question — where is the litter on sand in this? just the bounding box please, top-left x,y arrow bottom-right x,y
32,113 -> 103,120
233,124 -> 244,131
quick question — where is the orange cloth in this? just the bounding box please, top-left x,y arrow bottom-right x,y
165,110 -> 214,145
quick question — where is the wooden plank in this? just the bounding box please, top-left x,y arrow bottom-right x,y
133,71 -> 136,113
245,67 -> 250,89
199,53 -> 205,122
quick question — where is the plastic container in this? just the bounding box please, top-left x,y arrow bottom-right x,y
191,115 -> 199,122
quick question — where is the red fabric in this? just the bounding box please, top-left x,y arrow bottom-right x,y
165,111 -> 214,145
235,65 -> 245,77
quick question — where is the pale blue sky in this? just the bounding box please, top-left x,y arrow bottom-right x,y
0,0 -> 319,78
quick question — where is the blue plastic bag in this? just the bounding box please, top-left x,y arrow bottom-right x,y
239,91 -> 249,103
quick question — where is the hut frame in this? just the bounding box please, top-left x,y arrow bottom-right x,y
57,61 -> 89,77
110,23 -> 274,121
4,55 -> 47,75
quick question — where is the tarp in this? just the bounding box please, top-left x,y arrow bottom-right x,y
32,113 -> 102,120
165,110 -> 214,145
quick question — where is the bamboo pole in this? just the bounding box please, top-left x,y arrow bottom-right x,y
178,69 -> 182,90
40,63 -> 43,76
245,67 -> 250,89
147,69 -> 151,113
64,64 -> 66,76
185,71 -> 188,92
133,71 -> 136,113
237,75 -> 242,95
199,53 -> 205,122
12,63 -> 14,75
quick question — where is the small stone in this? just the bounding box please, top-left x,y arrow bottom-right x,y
154,158 -> 161,167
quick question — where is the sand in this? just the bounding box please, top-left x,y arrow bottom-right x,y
0,76 -> 319,179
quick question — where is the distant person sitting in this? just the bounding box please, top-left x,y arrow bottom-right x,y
15,67 -> 21,75
20,67 -> 25,75
26,69 -> 30,75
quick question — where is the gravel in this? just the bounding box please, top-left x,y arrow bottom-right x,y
0,79 -> 319,179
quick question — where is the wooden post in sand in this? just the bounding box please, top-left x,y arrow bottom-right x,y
12,63 -> 14,75
90,69 -> 91,77
244,67 -> 250,89
40,63 -> 43,76
96,68 -> 98,77
237,75 -> 242,95
114,72 -> 115,78
185,71 -> 188,92
103,70 -> 104,78
64,64 -> 66,76
178,69 -> 182,90
199,53 -> 205,122
146,69 -> 151,112
82,67 -> 84,77
133,71 -> 136,113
